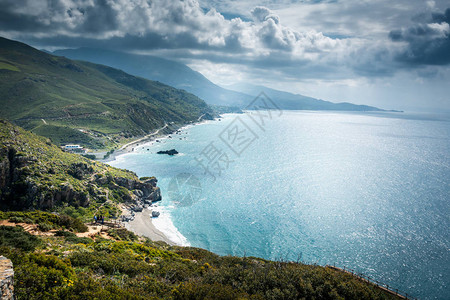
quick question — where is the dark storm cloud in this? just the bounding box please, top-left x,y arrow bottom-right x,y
0,0 -> 118,34
1,0 -> 445,83
0,1 -> 50,31
78,0 -> 119,33
390,8 -> 450,65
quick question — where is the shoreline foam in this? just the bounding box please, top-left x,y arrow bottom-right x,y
151,206 -> 190,246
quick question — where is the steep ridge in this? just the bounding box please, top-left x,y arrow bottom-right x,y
0,37 -> 213,149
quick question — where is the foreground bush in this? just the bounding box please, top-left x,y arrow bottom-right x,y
0,226 -> 41,251
0,233 -> 400,300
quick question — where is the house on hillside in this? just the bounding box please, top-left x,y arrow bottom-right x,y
63,144 -> 86,153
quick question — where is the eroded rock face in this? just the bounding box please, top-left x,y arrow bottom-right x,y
68,163 -> 94,180
113,177 -> 135,190
114,177 -> 161,203
146,187 -> 161,202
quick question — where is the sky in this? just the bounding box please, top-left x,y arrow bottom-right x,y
1,0 -> 450,112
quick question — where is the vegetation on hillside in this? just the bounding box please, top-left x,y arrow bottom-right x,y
0,120 -> 157,218
0,211 -> 87,233
0,37 -> 213,149
0,225 -> 400,300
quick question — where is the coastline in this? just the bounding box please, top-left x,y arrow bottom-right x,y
100,123 -> 172,163
104,115 -> 227,245
100,117 -> 217,163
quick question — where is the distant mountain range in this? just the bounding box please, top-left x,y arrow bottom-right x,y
227,83 -> 392,111
0,37 -> 212,148
54,48 -> 389,112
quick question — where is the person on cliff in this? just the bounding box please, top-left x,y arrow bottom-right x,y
94,215 -> 97,224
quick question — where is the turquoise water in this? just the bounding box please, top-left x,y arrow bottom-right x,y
110,111 -> 450,299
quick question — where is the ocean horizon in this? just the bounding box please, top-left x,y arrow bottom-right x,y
109,110 -> 450,300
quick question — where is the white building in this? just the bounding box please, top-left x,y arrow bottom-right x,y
63,145 -> 85,153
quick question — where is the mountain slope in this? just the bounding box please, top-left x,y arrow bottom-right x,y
54,47 -> 390,111
0,120 -> 160,214
228,83 -> 389,111
54,47 -> 252,106
0,37 -> 213,148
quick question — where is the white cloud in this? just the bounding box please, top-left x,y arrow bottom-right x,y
427,22 -> 450,37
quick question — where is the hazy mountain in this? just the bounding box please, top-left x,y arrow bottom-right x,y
228,83 -> 388,111
53,47 -> 252,107
0,37 -> 212,148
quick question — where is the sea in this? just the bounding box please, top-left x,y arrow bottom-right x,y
109,110 -> 450,299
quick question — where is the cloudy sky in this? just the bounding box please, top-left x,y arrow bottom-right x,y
1,0 -> 450,111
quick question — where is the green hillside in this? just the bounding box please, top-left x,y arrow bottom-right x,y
0,119 -> 160,217
0,37 -> 213,149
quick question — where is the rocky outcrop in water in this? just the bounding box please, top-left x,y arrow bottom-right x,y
157,149 -> 178,155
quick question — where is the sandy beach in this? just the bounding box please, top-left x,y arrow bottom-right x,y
124,209 -> 175,245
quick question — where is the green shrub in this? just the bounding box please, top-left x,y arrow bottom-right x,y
58,214 -> 88,232
107,228 -> 138,241
38,222 -> 53,232
0,226 -> 41,251
55,230 -> 76,237
14,253 -> 76,299
65,236 -> 93,245
55,230 -> 92,245
82,154 -> 96,160
2,211 -> 88,233
173,282 -> 244,300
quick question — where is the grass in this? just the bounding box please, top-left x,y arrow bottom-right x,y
31,124 -> 104,149
0,60 -> 19,71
